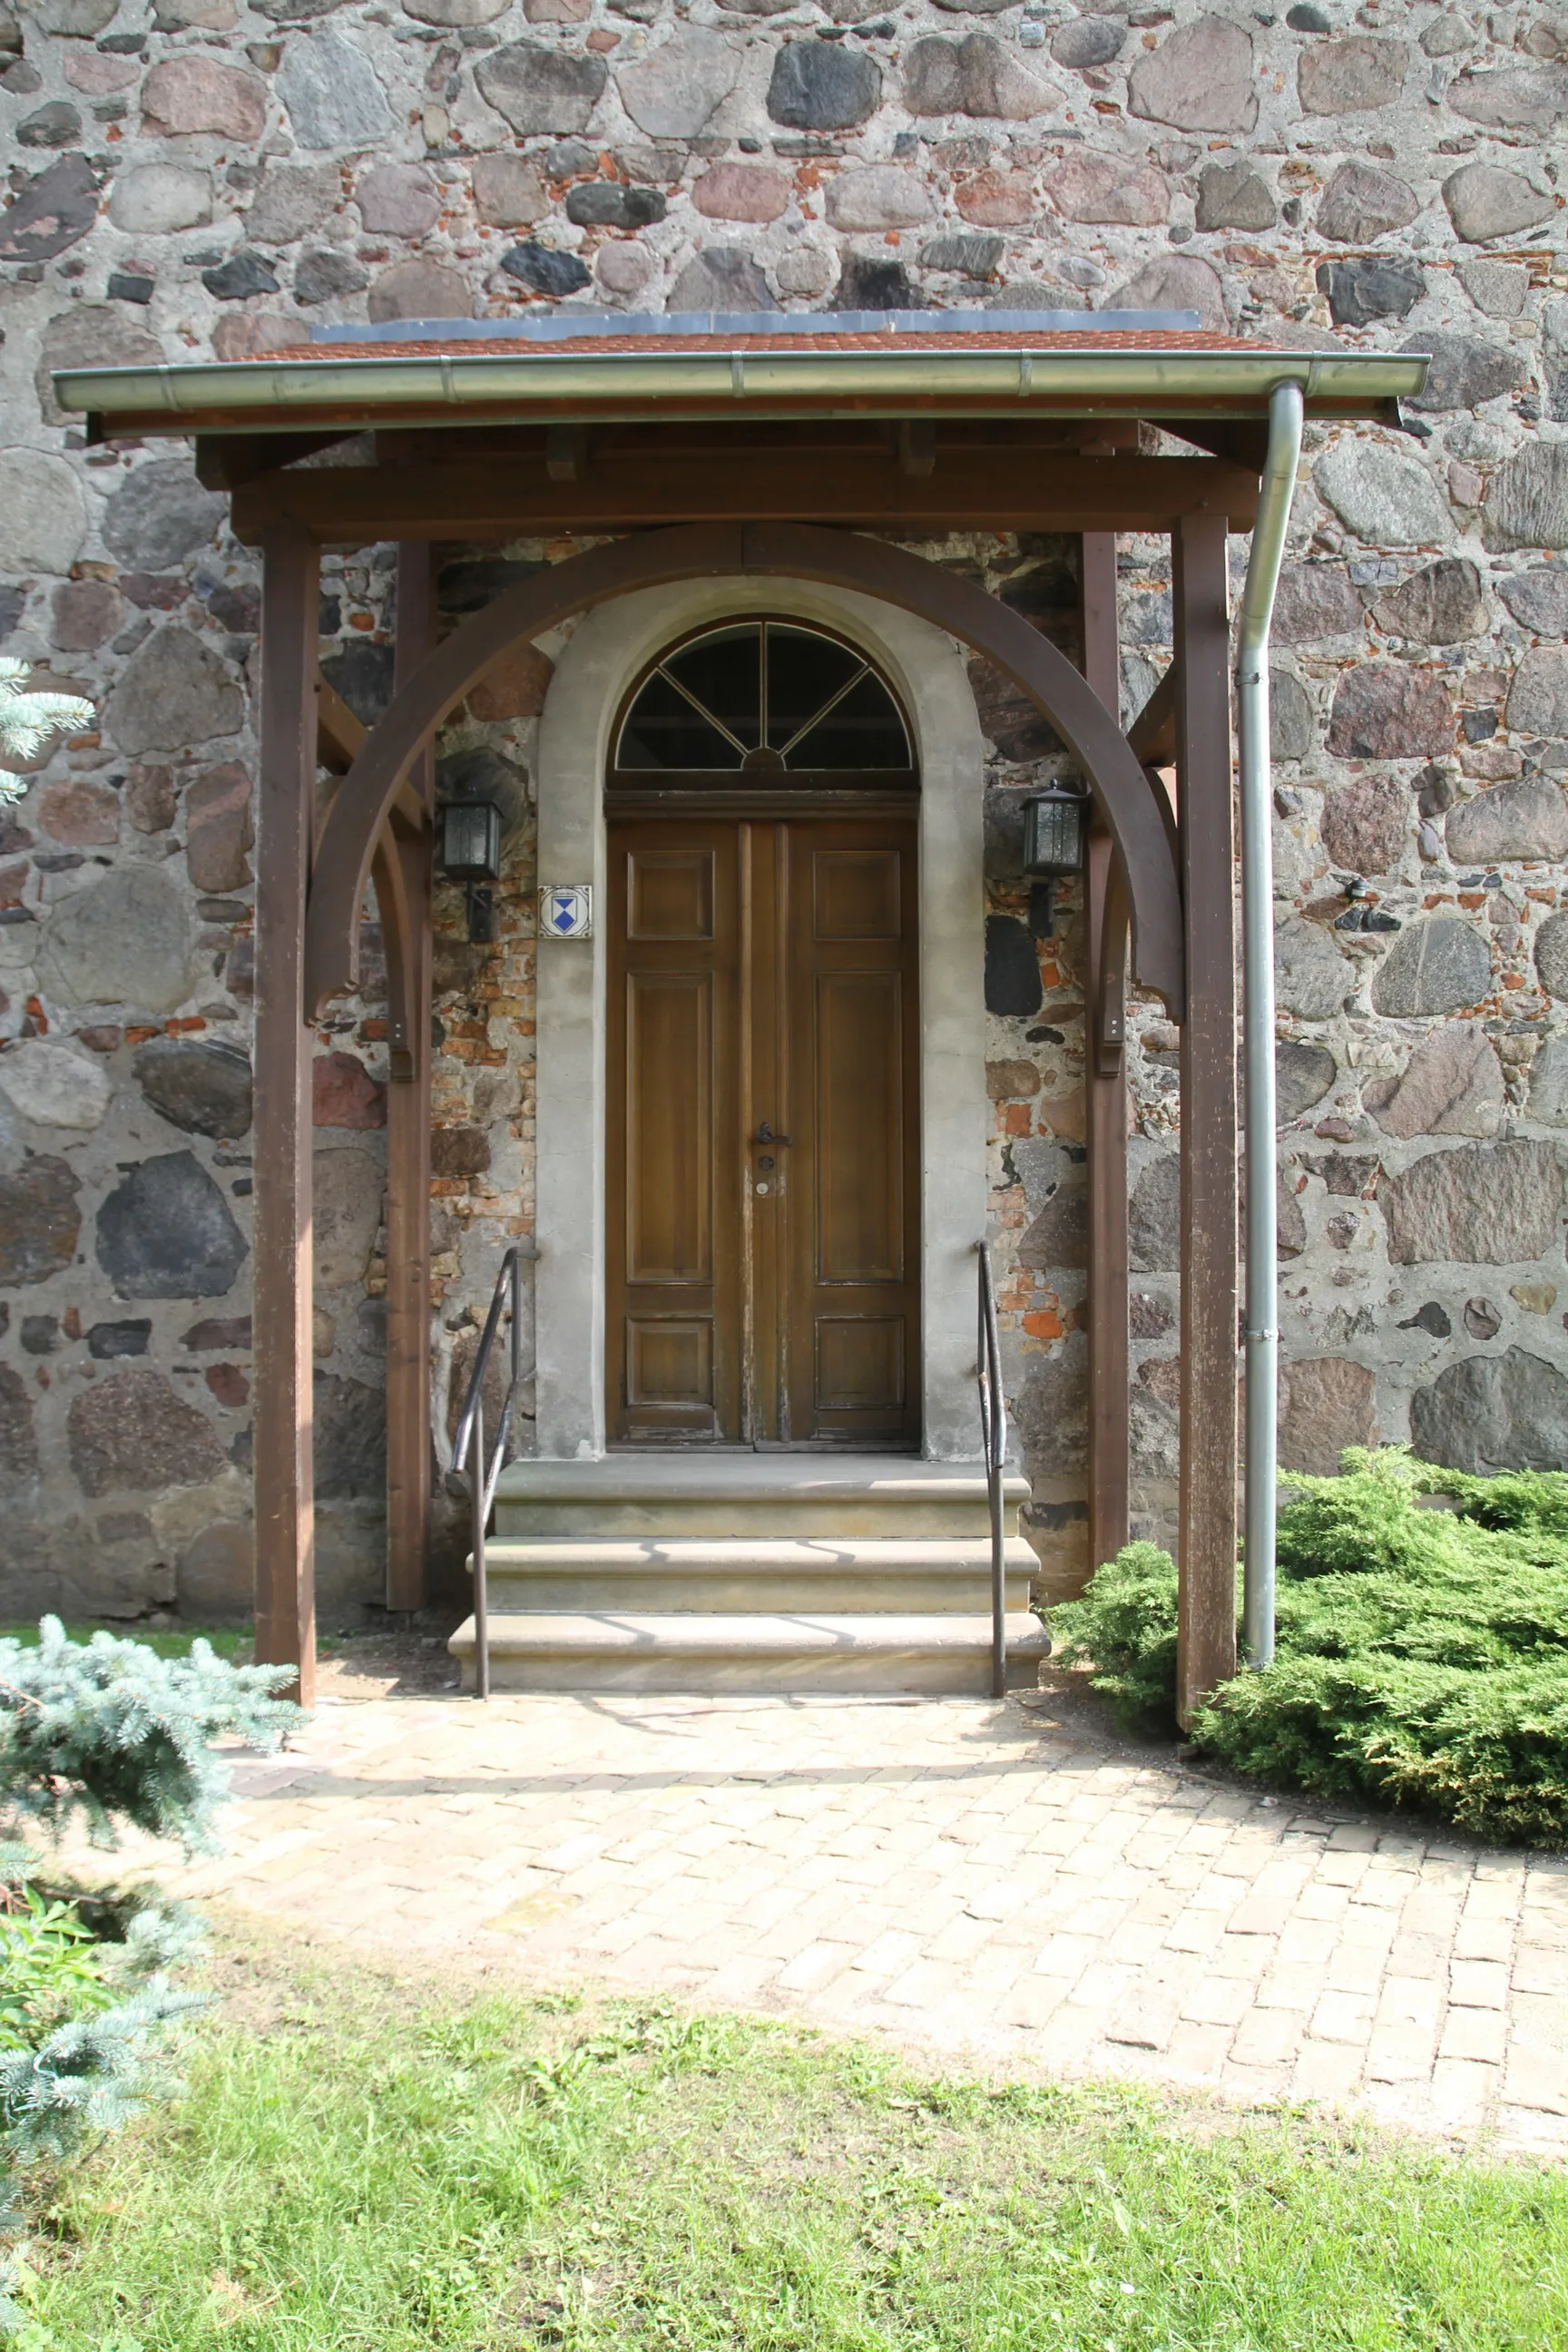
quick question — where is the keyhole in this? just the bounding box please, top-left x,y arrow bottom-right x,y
758,1154 -> 775,1171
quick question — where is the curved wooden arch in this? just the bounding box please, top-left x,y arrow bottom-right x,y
304,521 -> 1185,1019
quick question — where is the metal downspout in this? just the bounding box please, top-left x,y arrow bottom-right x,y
1237,379 -> 1305,1671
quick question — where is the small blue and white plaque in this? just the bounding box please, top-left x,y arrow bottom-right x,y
539,884 -> 593,940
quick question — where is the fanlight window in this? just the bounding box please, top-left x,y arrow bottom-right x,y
615,621 -> 911,774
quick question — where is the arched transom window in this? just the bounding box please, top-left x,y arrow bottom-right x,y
612,619 -> 914,784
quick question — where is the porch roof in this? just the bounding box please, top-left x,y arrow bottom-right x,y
56,308 -> 1426,441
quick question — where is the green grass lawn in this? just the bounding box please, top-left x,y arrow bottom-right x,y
0,1622 -> 255,1665
0,1625 -> 348,1666
16,1952 -> 1567,2351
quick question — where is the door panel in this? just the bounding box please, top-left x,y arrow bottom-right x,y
625,1317 -> 713,1410
782,818 -> 920,1446
629,849 -> 714,940
607,809 -> 918,1447
815,1317 -> 906,1413
815,971 -> 904,1285
812,848 -> 902,941
625,973 -> 712,1284
608,823 -> 741,1440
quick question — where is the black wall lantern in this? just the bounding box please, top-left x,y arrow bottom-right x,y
1020,783 -> 1088,939
440,798 -> 504,944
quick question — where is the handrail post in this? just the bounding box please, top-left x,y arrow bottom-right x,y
448,1241 -> 540,1700
976,1241 -> 1007,1701
988,1448 -> 1006,1702
473,1390 -> 489,1702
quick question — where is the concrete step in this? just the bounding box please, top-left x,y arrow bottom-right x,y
473,1536 -> 1038,1615
448,1611 -> 1049,1696
493,1454 -> 1027,1540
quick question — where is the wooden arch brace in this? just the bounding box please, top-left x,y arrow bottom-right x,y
302,522 -> 1186,1021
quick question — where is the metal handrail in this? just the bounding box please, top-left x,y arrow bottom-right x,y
975,1240 -> 1007,1700
449,1244 -> 535,1700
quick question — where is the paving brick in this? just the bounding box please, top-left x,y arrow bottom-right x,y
1366,2023 -> 1439,2082
1208,1934 -> 1270,1984
1273,1919 -> 1338,1968
1377,1975 -> 1444,2031
883,1959 -> 965,2010
777,1941 -> 854,1993
1163,2021 -> 1234,2083
1512,1948 -> 1567,1997
1256,1963 -> 1334,2013
999,1975 -> 1075,2030
1324,1943 -> 1389,1997
1387,1931 -> 1449,1979
1338,1905 -> 1396,1951
1449,1959 -> 1511,2010
1103,1989 -> 1181,2053
1231,2006 -> 1309,2068
1310,1990 -> 1377,2045
1291,2040 -> 1367,2102
1498,2106 -> 1568,2152
1440,2005 -> 1508,2064
853,1929 -> 926,1975
1225,1895 -> 1294,1936
1428,2057 -> 1500,2130
1294,1882 -> 1353,1921
1180,1973 -> 1255,2029
1454,1916 -> 1515,1964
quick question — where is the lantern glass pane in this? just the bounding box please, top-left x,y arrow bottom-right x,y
1023,793 -> 1084,876
442,800 -> 502,882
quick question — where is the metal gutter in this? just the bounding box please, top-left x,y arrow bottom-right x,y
54,344 -> 1429,436
1236,377 -> 1305,1674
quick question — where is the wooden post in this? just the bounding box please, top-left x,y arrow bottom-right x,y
253,524 -> 320,1706
1172,513 -> 1240,1722
1079,533 -> 1131,1582
383,552 -> 436,1610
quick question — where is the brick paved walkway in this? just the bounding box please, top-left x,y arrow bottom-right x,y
151,1685 -> 1567,2150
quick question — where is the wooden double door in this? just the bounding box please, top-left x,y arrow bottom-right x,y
607,811 -> 920,1448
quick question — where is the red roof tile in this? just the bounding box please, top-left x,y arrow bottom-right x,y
243,328 -> 1305,364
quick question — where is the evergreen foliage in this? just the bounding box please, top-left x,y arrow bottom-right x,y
0,1617 -> 297,1854
0,1861 -> 213,2337
0,662 -> 94,792
1045,1542 -> 1179,1732
0,1622 -> 301,2335
1047,1450 -> 1568,1846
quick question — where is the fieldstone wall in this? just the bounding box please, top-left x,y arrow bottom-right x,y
1,0 -> 1565,1619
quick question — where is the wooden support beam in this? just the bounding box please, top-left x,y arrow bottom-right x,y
252,524 -> 320,1709
315,671 -> 366,774
545,423 -> 585,483
382,542 -> 436,1613
1172,512 -> 1240,1726
1164,418 -> 1271,473
1128,665 -> 1178,768
897,420 -> 936,476
195,432 -> 359,491
1080,532 -> 1131,1588
315,674 -> 426,834
230,451 -> 1259,544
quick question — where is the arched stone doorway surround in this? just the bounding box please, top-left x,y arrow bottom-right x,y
532,576 -> 988,1465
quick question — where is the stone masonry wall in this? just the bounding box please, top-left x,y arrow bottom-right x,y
1,0 -> 1565,1620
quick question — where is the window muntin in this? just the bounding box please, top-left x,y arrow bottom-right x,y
615,621 -> 910,775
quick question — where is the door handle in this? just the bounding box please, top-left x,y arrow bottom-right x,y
755,1122 -> 792,1146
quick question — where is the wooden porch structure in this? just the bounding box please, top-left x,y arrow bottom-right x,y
62,319 -> 1423,1717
